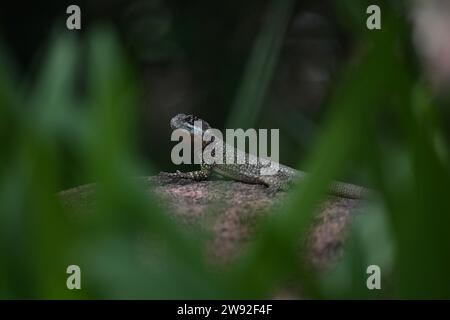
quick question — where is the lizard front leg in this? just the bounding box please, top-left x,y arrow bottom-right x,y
171,164 -> 213,181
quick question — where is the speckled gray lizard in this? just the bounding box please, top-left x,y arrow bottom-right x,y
167,113 -> 370,199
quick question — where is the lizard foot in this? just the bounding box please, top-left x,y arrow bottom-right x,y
160,169 -> 210,182
159,170 -> 190,180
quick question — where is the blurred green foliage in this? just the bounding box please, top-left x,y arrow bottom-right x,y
227,0 -> 295,128
1,1 -> 450,299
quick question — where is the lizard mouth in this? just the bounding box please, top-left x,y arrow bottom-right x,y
170,116 -> 181,130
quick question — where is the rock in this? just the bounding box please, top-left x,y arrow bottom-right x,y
58,173 -> 361,270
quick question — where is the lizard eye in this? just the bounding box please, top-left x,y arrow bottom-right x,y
186,114 -> 199,124
182,114 -> 210,130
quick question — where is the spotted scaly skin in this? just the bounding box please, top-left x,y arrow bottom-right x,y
169,114 -> 370,199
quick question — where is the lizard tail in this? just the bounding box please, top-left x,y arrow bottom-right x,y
329,181 -> 371,199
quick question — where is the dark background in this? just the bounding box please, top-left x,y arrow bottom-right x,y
1,0 -> 350,184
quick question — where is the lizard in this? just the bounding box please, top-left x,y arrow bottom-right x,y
167,113 -> 370,199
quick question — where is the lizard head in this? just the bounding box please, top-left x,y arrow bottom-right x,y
170,114 -> 215,151
170,113 -> 211,134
